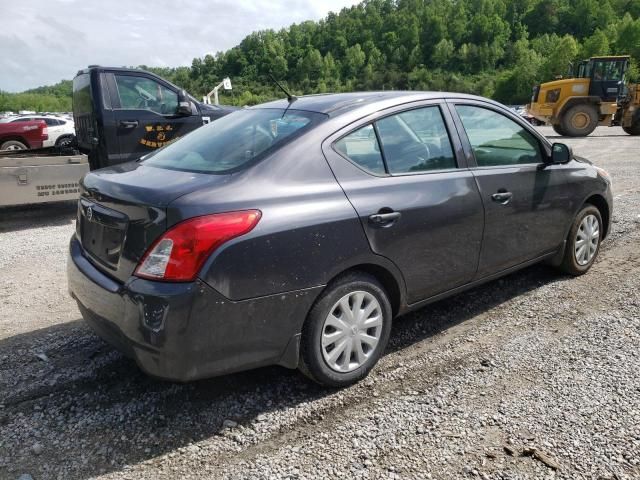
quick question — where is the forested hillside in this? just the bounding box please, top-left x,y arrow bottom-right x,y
2,0 -> 639,111
0,80 -> 72,112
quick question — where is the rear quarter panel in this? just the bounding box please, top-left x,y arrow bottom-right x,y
0,121 -> 46,149
168,126 -> 405,302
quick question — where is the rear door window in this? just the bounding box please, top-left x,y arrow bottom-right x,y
72,73 -> 93,116
376,106 -> 456,174
334,124 -> 385,175
333,105 -> 457,176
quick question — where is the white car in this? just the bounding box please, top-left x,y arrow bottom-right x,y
0,115 -> 75,147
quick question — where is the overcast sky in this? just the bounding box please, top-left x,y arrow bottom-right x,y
0,0 -> 359,92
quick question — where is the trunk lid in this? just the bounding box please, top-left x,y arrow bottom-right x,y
78,162 -> 231,282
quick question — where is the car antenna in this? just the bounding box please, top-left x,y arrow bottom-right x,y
269,73 -> 297,103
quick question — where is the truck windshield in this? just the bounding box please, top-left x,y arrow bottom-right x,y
142,108 -> 327,174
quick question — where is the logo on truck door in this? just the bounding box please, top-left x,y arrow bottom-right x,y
139,124 -> 181,148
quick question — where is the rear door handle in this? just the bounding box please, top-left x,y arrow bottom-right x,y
369,211 -> 401,226
119,120 -> 139,129
491,191 -> 513,204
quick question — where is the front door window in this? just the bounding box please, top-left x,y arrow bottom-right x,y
114,75 -> 178,115
455,105 -> 543,166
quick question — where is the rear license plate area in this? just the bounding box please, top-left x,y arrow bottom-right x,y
80,200 -> 128,269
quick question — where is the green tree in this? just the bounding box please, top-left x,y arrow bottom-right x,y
540,34 -> 580,80
580,29 -> 610,58
343,43 -> 366,78
616,14 -> 640,60
432,39 -> 455,68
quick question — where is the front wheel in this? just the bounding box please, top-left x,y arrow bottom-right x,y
299,272 -> 393,387
557,205 -> 603,276
552,124 -> 567,136
560,104 -> 598,137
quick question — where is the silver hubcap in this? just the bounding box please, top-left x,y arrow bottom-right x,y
575,214 -> 600,266
321,291 -> 383,373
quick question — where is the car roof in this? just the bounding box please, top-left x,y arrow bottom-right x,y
255,91 -> 501,117
7,115 -> 71,121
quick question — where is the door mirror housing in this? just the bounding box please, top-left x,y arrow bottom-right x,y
550,142 -> 572,164
177,90 -> 192,116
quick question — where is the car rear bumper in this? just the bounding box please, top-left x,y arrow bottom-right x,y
67,236 -> 323,381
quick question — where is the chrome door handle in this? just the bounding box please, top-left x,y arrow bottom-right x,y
369,211 -> 401,226
491,192 -> 513,204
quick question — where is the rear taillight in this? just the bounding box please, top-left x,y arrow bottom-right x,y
134,210 -> 261,282
42,127 -> 49,140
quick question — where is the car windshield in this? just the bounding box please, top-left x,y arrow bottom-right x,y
142,108 -> 327,174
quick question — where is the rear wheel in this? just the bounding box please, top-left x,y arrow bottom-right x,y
622,122 -> 640,136
55,135 -> 74,147
299,272 -> 392,387
552,124 -> 567,136
557,205 -> 603,276
560,104 -> 598,137
0,140 -> 27,151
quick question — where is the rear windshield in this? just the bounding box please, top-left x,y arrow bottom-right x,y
73,74 -> 93,116
142,108 -> 326,174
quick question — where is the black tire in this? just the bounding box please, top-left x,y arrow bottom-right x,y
560,104 -> 598,137
552,124 -> 566,136
299,272 -> 393,387
557,205 -> 603,276
55,135 -> 74,147
622,123 -> 640,136
0,140 -> 28,151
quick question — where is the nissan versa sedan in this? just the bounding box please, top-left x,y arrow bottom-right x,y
67,92 -> 613,387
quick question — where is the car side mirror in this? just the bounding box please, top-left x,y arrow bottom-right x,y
177,90 -> 191,116
551,142 -> 572,164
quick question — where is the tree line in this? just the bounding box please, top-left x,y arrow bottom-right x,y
0,80 -> 72,112
2,0 -> 639,111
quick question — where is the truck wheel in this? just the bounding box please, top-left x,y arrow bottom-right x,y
622,123 -> 640,136
552,124 -> 567,136
0,140 -> 28,151
560,104 -> 598,137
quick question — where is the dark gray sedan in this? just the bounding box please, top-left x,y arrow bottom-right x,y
67,92 -> 613,387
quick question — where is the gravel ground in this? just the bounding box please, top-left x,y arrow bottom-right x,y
0,126 -> 638,480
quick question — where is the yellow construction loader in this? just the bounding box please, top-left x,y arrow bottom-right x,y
617,82 -> 640,136
528,55 -> 640,136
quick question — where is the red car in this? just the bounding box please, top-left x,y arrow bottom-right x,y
0,120 -> 49,150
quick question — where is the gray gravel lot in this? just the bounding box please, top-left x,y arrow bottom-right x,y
0,126 -> 638,480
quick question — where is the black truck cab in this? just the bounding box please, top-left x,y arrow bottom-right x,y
72,66 -> 235,170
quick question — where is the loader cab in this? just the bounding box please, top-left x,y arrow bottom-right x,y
578,56 -> 630,102
73,66 -> 235,170
576,60 -> 590,79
